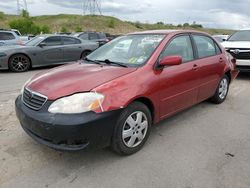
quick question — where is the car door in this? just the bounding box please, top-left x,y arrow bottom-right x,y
157,35 -> 200,119
62,36 -> 83,62
191,34 -> 225,102
37,36 -> 64,65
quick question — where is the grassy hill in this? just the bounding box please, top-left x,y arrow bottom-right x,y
0,13 -> 235,35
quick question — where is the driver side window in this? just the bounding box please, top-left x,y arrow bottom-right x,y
160,35 -> 194,63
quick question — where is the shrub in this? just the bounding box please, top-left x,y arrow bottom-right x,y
40,25 -> 50,34
108,19 -> 115,28
75,26 -> 83,32
60,27 -> 68,33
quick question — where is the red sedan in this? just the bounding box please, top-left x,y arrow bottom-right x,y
15,30 -> 238,155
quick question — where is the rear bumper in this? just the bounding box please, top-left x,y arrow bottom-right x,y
15,95 -> 123,151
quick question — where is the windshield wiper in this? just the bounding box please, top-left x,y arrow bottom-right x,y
95,59 -> 128,67
83,57 -> 101,65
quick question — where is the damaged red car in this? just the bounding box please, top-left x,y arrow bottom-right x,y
15,30 -> 238,155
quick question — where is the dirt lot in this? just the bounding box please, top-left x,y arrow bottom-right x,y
0,68 -> 250,188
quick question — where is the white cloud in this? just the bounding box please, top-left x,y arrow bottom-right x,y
0,0 -> 249,29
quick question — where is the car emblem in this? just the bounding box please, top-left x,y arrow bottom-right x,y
231,49 -> 240,54
28,91 -> 34,100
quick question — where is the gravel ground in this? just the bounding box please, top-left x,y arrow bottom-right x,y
0,68 -> 250,188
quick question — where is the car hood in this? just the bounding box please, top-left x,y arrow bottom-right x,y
221,41 -> 250,48
26,62 -> 137,100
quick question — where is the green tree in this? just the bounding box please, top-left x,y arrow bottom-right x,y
183,23 -> 190,27
156,21 -> 164,25
21,9 -> 29,18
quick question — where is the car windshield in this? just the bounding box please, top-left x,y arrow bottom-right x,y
25,36 -> 45,46
86,34 -> 165,67
228,30 -> 250,41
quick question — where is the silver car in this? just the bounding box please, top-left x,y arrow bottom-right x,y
0,35 -> 98,72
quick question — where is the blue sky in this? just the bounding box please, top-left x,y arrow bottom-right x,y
0,0 -> 249,29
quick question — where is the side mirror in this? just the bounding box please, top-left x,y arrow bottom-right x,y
38,42 -> 46,47
159,55 -> 182,67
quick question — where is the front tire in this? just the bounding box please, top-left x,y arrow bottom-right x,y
210,75 -> 229,104
9,54 -> 31,72
112,102 -> 152,155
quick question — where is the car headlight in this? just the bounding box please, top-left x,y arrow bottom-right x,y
0,52 -> 7,57
48,92 -> 105,114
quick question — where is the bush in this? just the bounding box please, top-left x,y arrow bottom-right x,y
9,18 -> 50,35
40,25 -> 50,34
134,21 -> 143,29
60,27 -> 68,33
108,19 -> 115,28
0,12 -> 4,19
75,26 -> 83,32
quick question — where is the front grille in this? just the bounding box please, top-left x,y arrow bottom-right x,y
227,48 -> 250,60
22,88 -> 47,110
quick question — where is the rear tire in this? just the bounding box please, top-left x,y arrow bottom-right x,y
210,75 -> 229,104
80,51 -> 91,59
112,102 -> 152,155
9,54 -> 31,72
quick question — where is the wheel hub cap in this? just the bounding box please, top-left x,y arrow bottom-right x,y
122,111 -> 148,148
219,78 -> 228,99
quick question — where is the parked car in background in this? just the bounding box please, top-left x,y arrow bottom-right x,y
0,29 -> 29,46
0,34 -> 98,72
222,29 -> 250,72
212,35 -> 229,43
72,31 -> 109,46
15,30 -> 238,155
105,33 -> 120,41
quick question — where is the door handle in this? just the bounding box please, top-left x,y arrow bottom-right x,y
192,64 -> 199,70
219,58 -> 223,63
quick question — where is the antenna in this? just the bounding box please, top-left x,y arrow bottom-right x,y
83,0 -> 102,15
17,0 -> 28,15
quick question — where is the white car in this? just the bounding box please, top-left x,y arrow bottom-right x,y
222,30 -> 250,72
212,35 -> 229,43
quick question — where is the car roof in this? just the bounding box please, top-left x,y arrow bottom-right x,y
128,29 -> 209,36
38,34 -> 80,38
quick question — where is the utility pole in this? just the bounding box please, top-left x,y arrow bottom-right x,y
16,0 -> 28,15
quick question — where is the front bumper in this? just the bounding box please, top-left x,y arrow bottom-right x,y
15,95 -> 123,151
236,59 -> 250,72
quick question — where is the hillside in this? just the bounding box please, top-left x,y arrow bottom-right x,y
0,13 -> 235,35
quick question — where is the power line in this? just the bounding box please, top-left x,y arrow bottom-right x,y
83,0 -> 102,15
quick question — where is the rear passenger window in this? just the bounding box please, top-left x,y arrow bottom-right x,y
0,32 -> 15,40
79,33 -> 89,40
89,33 -> 99,40
160,35 -> 194,62
193,35 -> 217,58
62,37 -> 81,45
